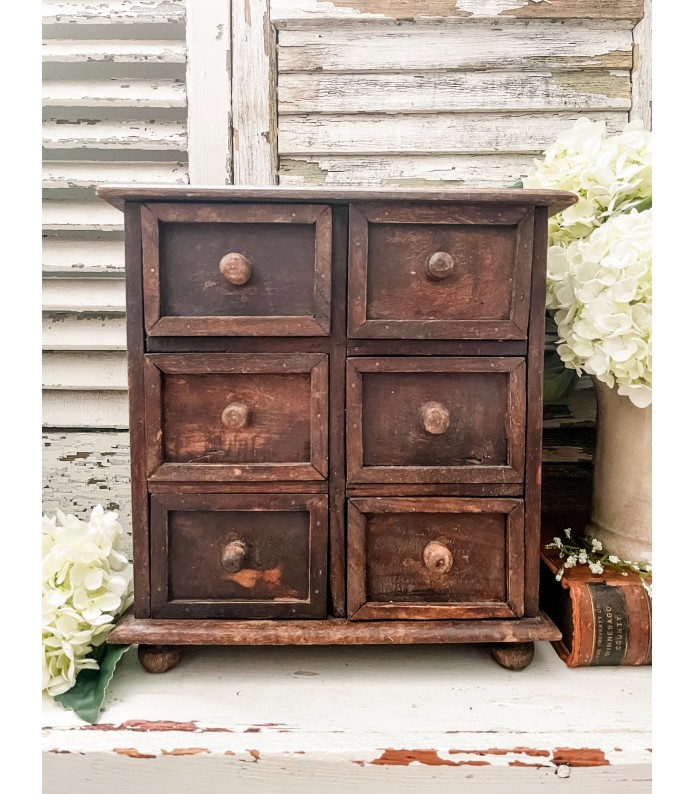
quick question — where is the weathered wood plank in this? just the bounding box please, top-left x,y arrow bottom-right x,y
43,118 -> 187,150
271,0 -> 644,23
42,0 -> 185,25
42,431 -> 133,554
42,201 -> 125,232
280,153 -> 538,187
630,0 -> 651,130
43,390 -> 130,429
43,78 -> 186,108
279,111 -> 628,155
277,21 -> 634,72
42,279 -> 126,312
42,39 -> 186,63
42,238 -> 125,274
43,160 -> 188,188
231,0 -> 278,184
185,0 -> 233,183
43,352 -> 128,390
43,315 -> 127,350
279,71 -> 631,114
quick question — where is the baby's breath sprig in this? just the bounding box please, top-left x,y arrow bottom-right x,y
546,527 -> 652,597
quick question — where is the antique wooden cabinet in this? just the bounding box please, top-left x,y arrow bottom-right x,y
98,185 -> 576,671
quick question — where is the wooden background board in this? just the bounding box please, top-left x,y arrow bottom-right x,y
42,0 -> 648,552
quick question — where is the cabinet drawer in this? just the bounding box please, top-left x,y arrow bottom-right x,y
151,493 -> 328,619
346,357 -> 526,484
347,203 -> 533,339
142,203 -> 331,336
145,353 -> 328,482
347,497 -> 524,620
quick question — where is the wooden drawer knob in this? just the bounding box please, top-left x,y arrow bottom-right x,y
220,541 -> 247,573
221,402 -> 251,430
423,541 -> 453,574
425,251 -> 455,281
420,401 -> 450,435
219,252 -> 252,285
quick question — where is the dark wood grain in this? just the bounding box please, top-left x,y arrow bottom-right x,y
124,202 -> 150,618
109,612 -> 562,645
143,353 -> 328,481
348,203 -> 534,340
524,208 -> 548,617
328,205 -> 348,616
150,493 -> 328,619
149,482 -> 328,494
346,483 -> 523,497
346,357 -> 526,484
347,497 -> 524,620
142,202 -> 331,337
97,184 -> 577,217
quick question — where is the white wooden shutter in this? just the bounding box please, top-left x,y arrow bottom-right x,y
42,0 -> 189,429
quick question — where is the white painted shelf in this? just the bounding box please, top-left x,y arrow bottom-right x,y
43,642 -> 651,793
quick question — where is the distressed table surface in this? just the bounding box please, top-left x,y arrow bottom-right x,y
43,642 -> 651,793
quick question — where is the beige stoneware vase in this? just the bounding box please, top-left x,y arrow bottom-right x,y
587,379 -> 652,563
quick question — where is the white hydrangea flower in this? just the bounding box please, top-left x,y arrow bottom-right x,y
564,556 -> 577,569
608,555 -> 620,564
578,550 -> 589,565
555,568 -> 565,582
42,506 -> 133,697
548,209 -> 652,407
523,118 -> 651,247
591,538 -> 604,553
588,561 -> 604,575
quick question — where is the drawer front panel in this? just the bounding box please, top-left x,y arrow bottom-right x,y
151,493 -> 328,619
347,497 -> 524,620
142,203 -> 331,336
346,357 -> 526,483
348,203 -> 533,339
144,353 -> 328,481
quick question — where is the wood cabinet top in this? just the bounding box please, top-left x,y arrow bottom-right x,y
97,184 -> 576,216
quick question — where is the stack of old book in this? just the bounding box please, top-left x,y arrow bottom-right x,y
540,548 -> 652,667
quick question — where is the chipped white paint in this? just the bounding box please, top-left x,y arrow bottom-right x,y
42,432 -> 133,552
43,353 -> 128,390
185,0 -> 233,183
42,160 -> 188,189
456,0 -> 541,14
42,239 -> 126,275
43,315 -> 127,351
630,0 -> 651,129
231,0 -> 277,184
42,643 -> 651,793
43,118 -> 187,150
43,0 -> 185,25
42,201 -> 125,232
279,111 -> 627,155
42,39 -> 186,63
44,391 -> 130,429
271,0 -> 644,23
43,78 -> 186,108
277,21 -> 634,72
278,71 -> 631,114
280,153 -> 536,187
42,280 -> 126,313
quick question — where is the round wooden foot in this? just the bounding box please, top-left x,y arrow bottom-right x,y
137,644 -> 182,674
490,642 -> 535,671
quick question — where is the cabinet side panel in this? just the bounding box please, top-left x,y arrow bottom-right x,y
125,202 -> 150,617
524,207 -> 547,616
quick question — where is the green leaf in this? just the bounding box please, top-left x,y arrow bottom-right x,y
54,644 -> 131,724
632,195 -> 652,213
510,179 -> 524,189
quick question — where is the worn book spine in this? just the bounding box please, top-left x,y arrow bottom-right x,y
540,551 -> 652,667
